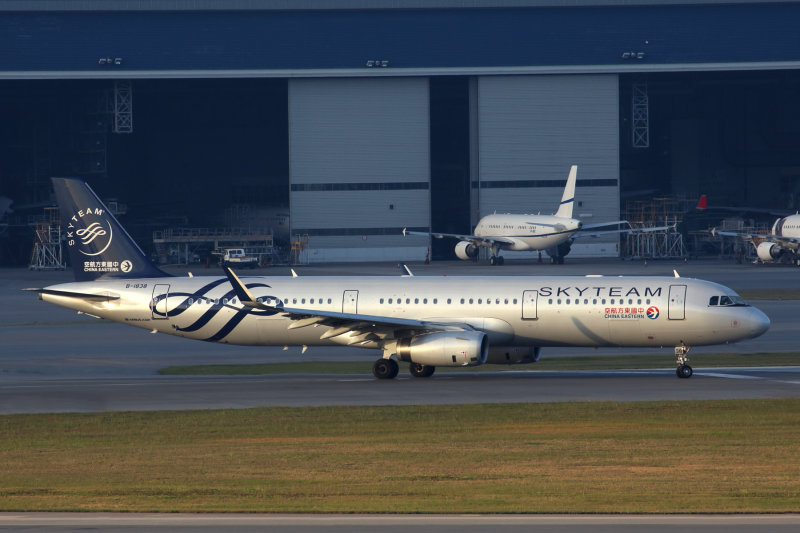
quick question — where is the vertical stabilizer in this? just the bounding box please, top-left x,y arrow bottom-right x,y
554,165 -> 578,218
52,177 -> 171,281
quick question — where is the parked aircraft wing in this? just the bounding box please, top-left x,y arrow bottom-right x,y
711,228 -> 800,245
402,228 -> 515,247
575,223 -> 676,239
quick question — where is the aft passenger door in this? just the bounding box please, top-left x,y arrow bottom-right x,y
522,290 -> 538,320
151,284 -> 170,320
342,290 -> 358,314
668,284 -> 686,320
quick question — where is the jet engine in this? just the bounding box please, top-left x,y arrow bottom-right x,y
756,241 -> 782,261
485,346 -> 541,365
454,241 -> 479,260
396,331 -> 488,367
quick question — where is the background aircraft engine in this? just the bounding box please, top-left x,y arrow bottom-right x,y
396,331 -> 488,367
756,241 -> 782,261
454,241 -> 479,260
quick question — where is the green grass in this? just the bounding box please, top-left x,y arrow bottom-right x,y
158,352 -> 799,376
0,400 -> 798,513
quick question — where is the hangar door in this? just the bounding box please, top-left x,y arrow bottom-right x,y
476,75 -> 620,258
289,78 -> 430,263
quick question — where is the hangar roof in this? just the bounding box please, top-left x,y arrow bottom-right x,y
1,0 -> 798,78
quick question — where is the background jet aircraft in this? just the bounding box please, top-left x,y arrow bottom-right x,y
29,178 -> 769,380
405,166 -> 665,265
712,213 -> 800,265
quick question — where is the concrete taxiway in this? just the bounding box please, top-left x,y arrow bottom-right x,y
0,513 -> 799,533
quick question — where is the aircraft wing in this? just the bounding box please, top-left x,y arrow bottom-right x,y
224,267 -> 473,344
573,223 -> 676,239
711,228 -> 800,245
402,228 -> 515,247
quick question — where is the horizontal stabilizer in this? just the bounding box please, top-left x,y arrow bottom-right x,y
25,287 -> 120,302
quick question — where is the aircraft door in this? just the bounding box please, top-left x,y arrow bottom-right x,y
668,284 -> 687,320
151,284 -> 170,320
522,290 -> 538,319
342,290 -> 358,314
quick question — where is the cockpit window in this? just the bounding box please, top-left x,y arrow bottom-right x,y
710,294 -> 748,307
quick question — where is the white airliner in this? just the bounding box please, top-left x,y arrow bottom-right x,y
405,166 -> 662,265
712,214 -> 800,266
29,178 -> 769,380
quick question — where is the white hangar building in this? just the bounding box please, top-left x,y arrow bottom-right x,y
2,1 -> 800,264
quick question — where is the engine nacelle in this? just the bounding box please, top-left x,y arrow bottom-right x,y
756,241 -> 782,261
485,346 -> 541,365
397,331 -> 488,367
454,240 -> 479,260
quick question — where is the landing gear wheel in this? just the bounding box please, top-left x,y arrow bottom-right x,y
497,256 -> 505,265
674,342 -> 692,379
557,256 -> 565,265
489,256 -> 497,265
373,358 -> 399,380
677,364 -> 693,379
409,363 -> 436,378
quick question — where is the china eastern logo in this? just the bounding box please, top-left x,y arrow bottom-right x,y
646,306 -> 660,319
66,208 -> 113,256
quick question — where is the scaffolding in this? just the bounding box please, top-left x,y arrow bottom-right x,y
291,234 -> 309,265
152,227 -> 279,266
29,207 -> 65,271
623,197 -> 687,259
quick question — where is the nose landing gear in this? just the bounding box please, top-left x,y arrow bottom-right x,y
675,342 -> 693,379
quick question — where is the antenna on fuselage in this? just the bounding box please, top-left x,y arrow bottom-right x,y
673,270 -> 680,278
291,269 -> 298,278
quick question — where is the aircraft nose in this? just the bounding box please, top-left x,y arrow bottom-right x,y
746,307 -> 770,338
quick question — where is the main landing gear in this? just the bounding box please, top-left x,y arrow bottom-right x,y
675,342 -> 693,379
489,245 -> 505,266
372,358 -> 436,379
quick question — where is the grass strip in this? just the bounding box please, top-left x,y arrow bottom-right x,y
0,399 -> 798,513
159,352 -> 800,376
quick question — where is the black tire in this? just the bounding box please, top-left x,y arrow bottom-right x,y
489,256 -> 497,265
373,358 -> 399,380
409,363 -> 436,378
498,256 -> 505,265
677,364 -> 693,379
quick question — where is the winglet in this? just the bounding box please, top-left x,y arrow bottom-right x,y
223,266 -> 261,308
697,195 -> 707,210
401,264 -> 414,277
402,228 -> 407,237
673,269 -> 680,278
291,269 -> 298,278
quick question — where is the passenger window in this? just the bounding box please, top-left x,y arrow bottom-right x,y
469,299 -> 474,304
584,299 -> 588,304
433,298 -> 437,304
423,298 -> 428,304
460,298 -> 465,304
709,296 -> 719,306
447,298 -> 451,304
602,299 -> 606,305
414,298 -> 419,304
379,298 -> 384,304
478,299 -> 482,304
592,299 -> 597,304
406,298 -> 410,304
513,299 -> 517,304
301,299 -> 306,304
637,299 -> 642,305
566,299 -> 570,304
328,298 -> 332,304
646,299 -> 650,304
548,299 -> 553,304
557,299 -> 562,305
504,299 -> 508,304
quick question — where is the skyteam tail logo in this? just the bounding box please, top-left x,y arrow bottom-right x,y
66,208 -> 113,257
65,207 -> 129,275
646,306 -> 660,319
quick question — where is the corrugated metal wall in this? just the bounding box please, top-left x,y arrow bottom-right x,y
288,77 -> 430,262
476,74 -> 621,257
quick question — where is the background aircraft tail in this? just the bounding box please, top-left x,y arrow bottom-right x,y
52,177 -> 171,281
554,165 -> 578,218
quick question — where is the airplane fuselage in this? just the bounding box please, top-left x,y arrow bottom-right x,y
474,214 -> 582,251
41,274 -> 768,352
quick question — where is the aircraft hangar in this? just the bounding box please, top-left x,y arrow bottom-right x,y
2,0 -> 800,265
